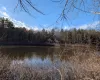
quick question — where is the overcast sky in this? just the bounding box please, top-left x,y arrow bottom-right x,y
0,0 -> 99,30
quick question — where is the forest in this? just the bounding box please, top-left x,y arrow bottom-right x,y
0,17 -> 100,46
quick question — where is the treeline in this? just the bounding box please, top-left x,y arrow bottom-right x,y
0,17 -> 100,45
0,18 -> 55,45
60,29 -> 100,46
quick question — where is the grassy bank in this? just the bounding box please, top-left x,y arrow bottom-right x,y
0,45 -> 100,80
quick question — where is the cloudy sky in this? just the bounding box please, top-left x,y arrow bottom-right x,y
0,0 -> 99,30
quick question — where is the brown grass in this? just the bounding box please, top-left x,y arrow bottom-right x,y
0,45 -> 100,80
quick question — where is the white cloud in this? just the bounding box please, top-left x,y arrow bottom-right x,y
0,6 -> 99,31
78,24 -> 89,29
0,7 -> 31,30
64,26 -> 70,30
78,21 -> 99,29
62,21 -> 99,30
32,26 -> 38,31
2,6 -> 7,11
0,11 -> 10,18
11,19 -> 30,30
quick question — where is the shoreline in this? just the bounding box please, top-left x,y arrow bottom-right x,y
0,42 -> 57,46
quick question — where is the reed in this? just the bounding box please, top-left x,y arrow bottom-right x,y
0,45 -> 100,80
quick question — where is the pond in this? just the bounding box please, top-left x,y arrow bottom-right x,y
0,45 -> 98,68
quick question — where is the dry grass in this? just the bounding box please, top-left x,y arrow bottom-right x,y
0,45 -> 100,80
58,45 -> 100,80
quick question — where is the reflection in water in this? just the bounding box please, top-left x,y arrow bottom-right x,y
0,46 -> 54,60
0,45 -> 97,67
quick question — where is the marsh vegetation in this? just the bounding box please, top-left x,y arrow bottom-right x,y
0,0 -> 100,79
0,45 -> 100,80
0,17 -> 100,80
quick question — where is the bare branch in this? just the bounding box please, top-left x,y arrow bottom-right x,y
92,11 -> 100,15
17,0 -> 100,22
16,0 -> 45,15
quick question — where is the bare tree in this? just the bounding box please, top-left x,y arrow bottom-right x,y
16,0 -> 44,15
17,0 -> 100,17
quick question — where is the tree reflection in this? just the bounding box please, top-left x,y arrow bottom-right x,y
0,45 -> 96,63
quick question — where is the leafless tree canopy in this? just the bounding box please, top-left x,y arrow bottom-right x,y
16,0 -> 44,15
17,0 -> 100,19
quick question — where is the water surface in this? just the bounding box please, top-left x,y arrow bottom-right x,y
0,45 -> 98,68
